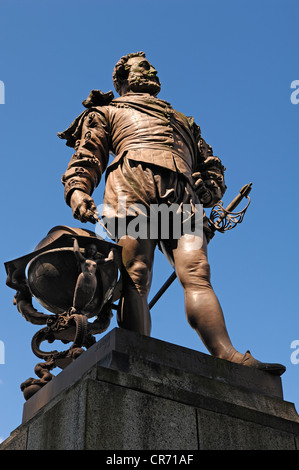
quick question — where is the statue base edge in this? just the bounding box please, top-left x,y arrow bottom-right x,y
1,327 -> 299,450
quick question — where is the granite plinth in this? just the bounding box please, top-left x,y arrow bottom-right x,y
1,328 -> 299,450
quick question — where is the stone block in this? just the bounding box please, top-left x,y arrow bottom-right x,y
84,379 -> 198,450
1,328 -> 299,450
197,408 -> 297,450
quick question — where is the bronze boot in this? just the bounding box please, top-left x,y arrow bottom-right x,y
232,350 -> 286,376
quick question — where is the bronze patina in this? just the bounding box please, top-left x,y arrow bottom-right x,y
58,52 -> 285,376
5,226 -> 122,399
5,52 -> 286,400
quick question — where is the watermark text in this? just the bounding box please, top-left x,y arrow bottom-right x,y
0,81 -> 4,104
290,80 -> 299,105
95,199 -> 204,249
0,341 -> 4,364
290,340 -> 299,364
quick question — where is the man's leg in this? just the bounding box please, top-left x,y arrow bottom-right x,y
169,233 -> 240,360
117,235 -> 157,336
115,229 -> 285,375
168,233 -> 286,374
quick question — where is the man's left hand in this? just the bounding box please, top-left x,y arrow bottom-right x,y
192,173 -> 213,206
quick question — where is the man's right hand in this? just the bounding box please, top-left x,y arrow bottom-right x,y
69,190 -> 98,223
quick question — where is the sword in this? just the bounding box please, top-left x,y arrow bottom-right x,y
209,182 -> 252,233
90,211 -> 114,239
148,182 -> 253,310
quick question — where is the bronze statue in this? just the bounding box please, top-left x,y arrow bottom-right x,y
58,51 -> 285,375
5,226 -> 122,399
71,238 -> 115,315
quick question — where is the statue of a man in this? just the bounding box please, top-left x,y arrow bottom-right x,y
59,52 -> 285,374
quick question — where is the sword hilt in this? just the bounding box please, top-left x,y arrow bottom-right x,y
210,182 -> 253,232
225,182 -> 252,212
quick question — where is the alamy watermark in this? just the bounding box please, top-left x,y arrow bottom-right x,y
95,198 -> 204,249
0,81 -> 4,104
290,80 -> 299,105
0,341 -> 4,364
290,340 -> 299,365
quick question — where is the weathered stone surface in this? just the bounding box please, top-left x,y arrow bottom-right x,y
26,379 -> 88,450
197,408 -> 297,450
0,426 -> 28,450
20,328 -> 286,425
1,328 -> 299,450
84,379 -> 198,450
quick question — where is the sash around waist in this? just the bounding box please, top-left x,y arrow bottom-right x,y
107,147 -> 194,182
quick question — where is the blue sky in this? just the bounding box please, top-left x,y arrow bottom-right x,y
0,0 -> 299,443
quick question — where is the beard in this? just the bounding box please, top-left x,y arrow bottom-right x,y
127,72 -> 161,96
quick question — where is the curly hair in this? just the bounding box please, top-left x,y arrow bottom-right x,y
112,51 -> 146,95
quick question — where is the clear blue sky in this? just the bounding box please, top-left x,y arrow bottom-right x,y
0,0 -> 299,443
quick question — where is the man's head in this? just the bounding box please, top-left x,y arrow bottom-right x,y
85,243 -> 97,259
113,52 -> 161,97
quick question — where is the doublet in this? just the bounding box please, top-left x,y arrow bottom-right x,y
59,92 -> 225,208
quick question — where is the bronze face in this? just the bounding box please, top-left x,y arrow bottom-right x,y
85,243 -> 97,260
122,56 -> 161,96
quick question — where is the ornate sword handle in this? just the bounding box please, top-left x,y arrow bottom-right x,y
209,183 -> 252,233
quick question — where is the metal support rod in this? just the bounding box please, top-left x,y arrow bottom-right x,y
148,271 -> 177,309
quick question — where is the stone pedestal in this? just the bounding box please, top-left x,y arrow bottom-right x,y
1,327 -> 299,450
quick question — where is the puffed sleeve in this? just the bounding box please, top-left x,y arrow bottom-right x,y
192,122 -> 227,207
59,107 -> 111,206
